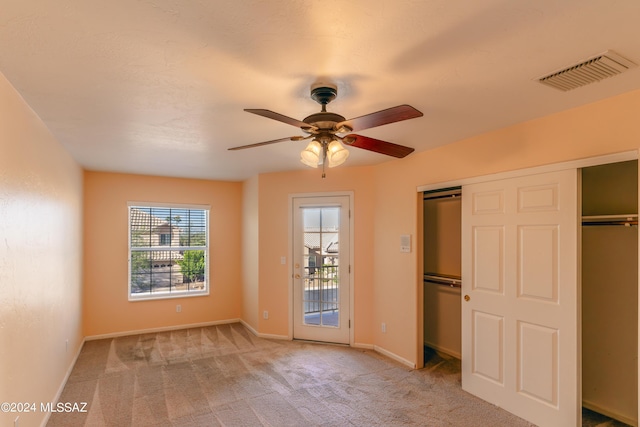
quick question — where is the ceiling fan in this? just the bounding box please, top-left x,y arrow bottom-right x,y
229,83 -> 423,176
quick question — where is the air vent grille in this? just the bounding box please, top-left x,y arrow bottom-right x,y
538,50 -> 637,91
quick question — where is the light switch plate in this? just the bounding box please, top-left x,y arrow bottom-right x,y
400,234 -> 411,253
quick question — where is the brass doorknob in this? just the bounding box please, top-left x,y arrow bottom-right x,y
295,274 -> 301,279
464,295 -> 470,301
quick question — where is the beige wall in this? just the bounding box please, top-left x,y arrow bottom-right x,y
423,196 -> 462,357
582,161 -> 638,423
424,196 -> 461,277
372,89 -> 640,365
241,175 -> 259,330
0,72 -> 84,427
423,285 -> 461,357
250,89 -> 640,366
256,166 -> 376,344
83,171 -> 243,337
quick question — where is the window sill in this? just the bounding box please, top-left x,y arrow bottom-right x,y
128,289 -> 209,302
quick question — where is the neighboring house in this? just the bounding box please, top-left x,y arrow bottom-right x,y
303,227 -> 339,275
130,208 -> 184,268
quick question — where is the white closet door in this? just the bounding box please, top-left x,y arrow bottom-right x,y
461,169 -> 578,427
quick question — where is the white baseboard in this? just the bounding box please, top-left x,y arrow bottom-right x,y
583,399 -> 638,426
373,345 -> 416,369
241,323 -> 416,370
85,318 -> 241,341
352,342 -> 374,350
239,319 -> 290,340
239,319 -> 259,336
41,337 -> 86,427
257,333 -> 290,340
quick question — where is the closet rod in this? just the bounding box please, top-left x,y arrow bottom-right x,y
423,186 -> 461,200
582,220 -> 638,226
424,273 -> 462,288
582,214 -> 638,227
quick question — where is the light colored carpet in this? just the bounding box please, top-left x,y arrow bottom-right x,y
47,322 -> 538,426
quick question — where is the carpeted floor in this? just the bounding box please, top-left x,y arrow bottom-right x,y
47,322 -> 597,426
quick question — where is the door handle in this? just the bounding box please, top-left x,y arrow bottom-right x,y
464,295 -> 470,301
295,274 -> 301,279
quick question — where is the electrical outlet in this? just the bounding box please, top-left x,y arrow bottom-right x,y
263,310 -> 269,319
381,322 -> 387,333
176,304 -> 181,313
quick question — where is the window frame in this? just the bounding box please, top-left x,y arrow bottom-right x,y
127,201 -> 210,301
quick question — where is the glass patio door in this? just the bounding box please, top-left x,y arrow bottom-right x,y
292,195 -> 350,344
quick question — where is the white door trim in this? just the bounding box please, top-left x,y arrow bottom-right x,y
417,150 -> 638,193
288,191 -> 355,345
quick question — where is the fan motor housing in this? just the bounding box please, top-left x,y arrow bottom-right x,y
303,111 -> 346,132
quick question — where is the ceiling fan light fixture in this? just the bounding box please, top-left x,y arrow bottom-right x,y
300,156 -> 318,168
300,139 -> 323,167
326,140 -> 349,168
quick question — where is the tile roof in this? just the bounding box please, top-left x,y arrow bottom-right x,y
130,208 -> 171,230
304,231 -> 339,254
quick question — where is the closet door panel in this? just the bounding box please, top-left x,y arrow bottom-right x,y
518,225 -> 558,301
462,169 -> 577,427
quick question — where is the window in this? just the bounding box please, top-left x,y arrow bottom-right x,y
128,203 -> 209,300
159,233 -> 171,246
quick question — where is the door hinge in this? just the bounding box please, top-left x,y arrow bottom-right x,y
349,319 -> 351,328
349,265 -> 351,273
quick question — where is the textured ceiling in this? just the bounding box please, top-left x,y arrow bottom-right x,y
2,0 -> 640,181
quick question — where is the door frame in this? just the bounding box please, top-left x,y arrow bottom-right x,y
416,150 -> 638,425
288,191 -> 355,345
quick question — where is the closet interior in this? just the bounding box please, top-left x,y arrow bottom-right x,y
581,160 -> 638,426
423,187 -> 462,360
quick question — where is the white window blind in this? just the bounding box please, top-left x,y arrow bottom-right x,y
128,204 -> 209,300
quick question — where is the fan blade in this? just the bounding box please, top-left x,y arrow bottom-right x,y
342,134 -> 415,158
337,105 -> 422,132
245,109 -> 316,130
228,136 -> 306,151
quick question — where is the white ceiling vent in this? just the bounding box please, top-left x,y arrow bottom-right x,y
538,50 -> 637,91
